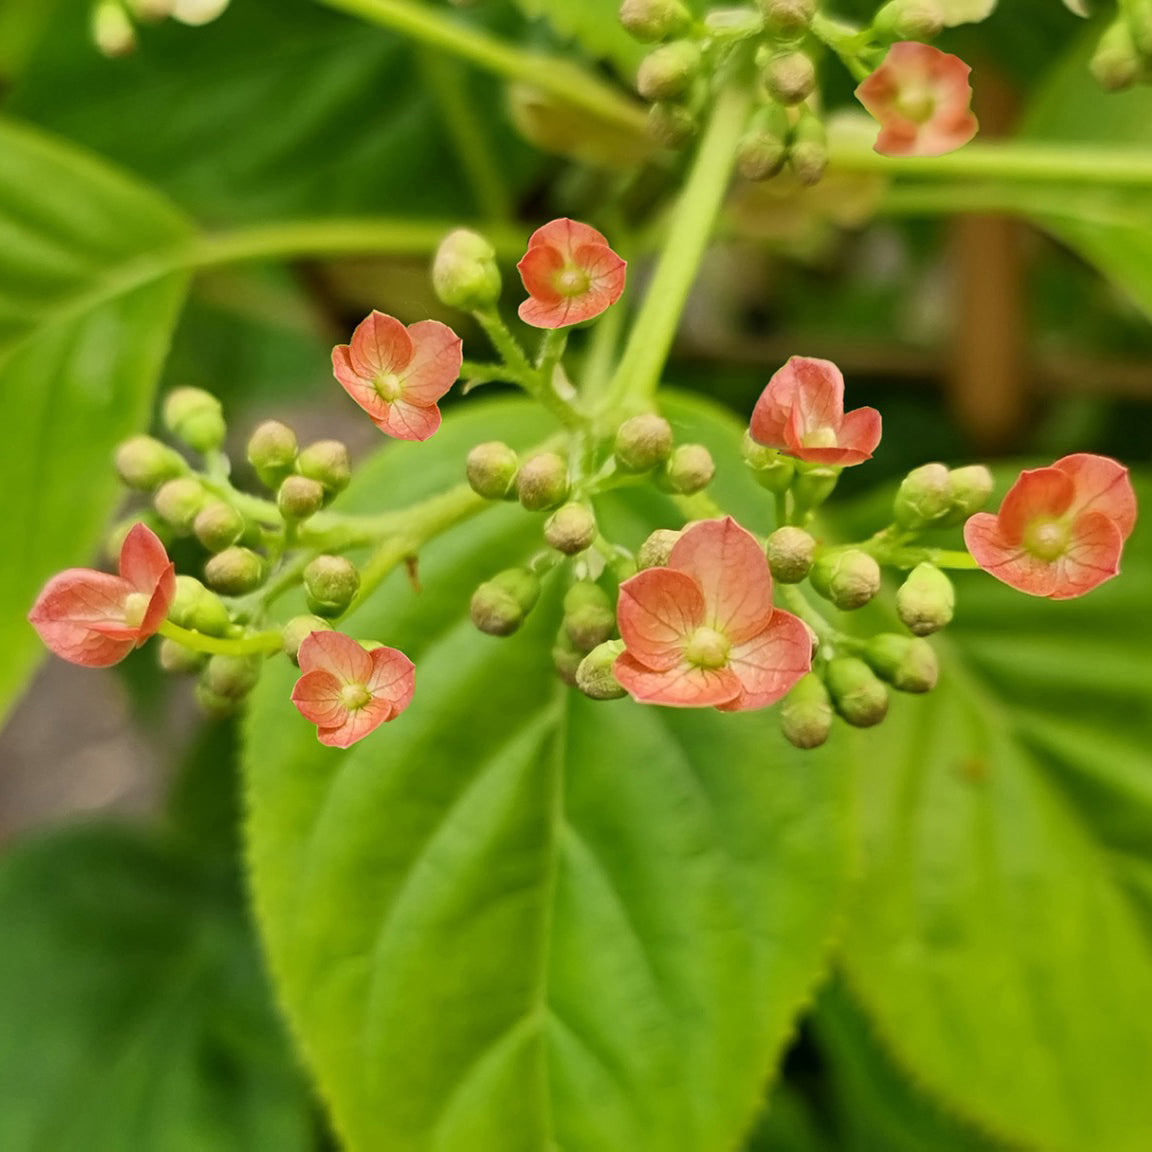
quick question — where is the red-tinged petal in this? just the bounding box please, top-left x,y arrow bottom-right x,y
316,697 -> 395,748
374,398 -> 442,442
30,569 -> 134,631
718,610 -> 812,712
291,668 -> 348,726
118,523 -> 171,592
297,630 -> 374,684
910,109 -> 978,158
367,646 -> 416,713
1054,453 -> 1138,540
333,344 -> 388,421
1050,511 -> 1125,600
401,320 -> 462,404
552,280 -> 622,326
576,243 -> 626,299
139,564 -> 177,642
518,294 -> 580,329
526,218 -> 610,258
667,517 -> 774,645
997,467 -> 1075,544
29,619 -> 135,668
517,244 -> 565,304
617,568 -> 703,672
964,513 -> 1057,597
750,356 -> 843,450
614,652 -> 743,708
837,406 -> 883,457
348,310 -> 413,379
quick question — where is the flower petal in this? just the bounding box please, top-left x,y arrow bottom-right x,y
291,668 -> 348,726
374,398 -> 443,442
751,356 -> 844,452
348,310 -> 413,379
1051,511 -> 1125,600
614,653 -> 743,708
333,344 -> 387,421
997,467 -> 1075,544
717,610 -> 812,712
118,523 -> 170,592
297,630 -> 374,684
1054,453 -> 1137,541
964,512 -> 1057,597
367,645 -> 416,713
401,320 -> 462,405
616,568 -> 703,672
516,244 -> 565,305
526,218 -> 610,258
316,697 -> 395,748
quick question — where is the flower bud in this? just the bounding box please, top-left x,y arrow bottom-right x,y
282,614 -> 333,665
1092,19 -> 1141,91
789,111 -> 828,187
204,653 -> 262,700
871,0 -> 943,41
162,387 -> 225,453
944,464 -> 994,521
92,0 -> 136,57
545,503 -> 598,555
766,526 -> 815,584
619,0 -> 691,42
826,656 -> 889,727
636,40 -> 701,102
114,435 -> 187,491
742,432 -> 795,493
660,443 -> 715,495
466,441 -> 520,500
614,413 -> 673,472
303,555 -> 361,617
780,672 -> 833,749
517,452 -> 570,511
277,475 -> 325,522
296,439 -> 351,496
432,228 -> 502,311
576,640 -> 628,700
896,563 -> 954,635
154,477 -> 207,533
893,462 -> 951,530
1128,0 -> 1152,55
759,0 -> 815,38
470,568 -> 541,636
169,575 -> 231,636
195,681 -> 239,718
205,546 -> 267,596
737,105 -> 789,182
791,464 -> 838,514
193,500 -> 244,552
247,420 -> 298,488
647,101 -> 697,147
564,582 -> 616,651
158,638 -> 204,675
762,49 -> 816,105
552,630 -> 584,686
809,549 -> 881,610
865,633 -> 939,693
637,528 -> 681,569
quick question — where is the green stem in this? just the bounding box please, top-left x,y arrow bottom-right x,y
875,546 -> 980,570
158,619 -> 283,656
776,585 -> 837,646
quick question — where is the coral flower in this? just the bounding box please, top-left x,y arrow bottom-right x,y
517,218 -> 627,329
963,453 -> 1137,600
28,523 -> 176,668
750,356 -> 881,466
615,517 -> 811,710
291,631 -> 416,748
332,310 -> 462,441
855,42 -> 978,158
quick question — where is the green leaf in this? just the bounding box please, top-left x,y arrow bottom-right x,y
0,116 -> 190,724
512,0 -> 645,77
244,394 -> 853,1152
0,824 -> 315,1152
837,475 -> 1152,1152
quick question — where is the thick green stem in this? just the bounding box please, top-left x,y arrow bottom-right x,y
158,620 -> 283,656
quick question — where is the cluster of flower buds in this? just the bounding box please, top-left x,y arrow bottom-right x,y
91,0 -> 231,56
1091,0 -> 1152,90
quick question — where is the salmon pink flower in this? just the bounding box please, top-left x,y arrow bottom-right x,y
28,523 -> 176,668
332,310 -> 462,442
963,453 -> 1137,600
291,631 -> 415,748
614,517 -> 811,710
517,218 -> 627,329
750,356 -> 881,466
855,42 -> 978,158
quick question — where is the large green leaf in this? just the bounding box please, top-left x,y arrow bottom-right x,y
837,475 -> 1152,1151
0,116 -> 190,723
0,824 -> 315,1151
244,394 -> 853,1152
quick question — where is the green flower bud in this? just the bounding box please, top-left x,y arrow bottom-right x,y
92,0 -> 136,57
809,548 -> 881,611
1092,19 -> 1141,91
944,464 -> 994,522
896,563 -> 954,636
154,477 -> 207,533
204,653 -> 262,700
1128,0 -> 1152,55
303,555 -> 360,617
114,435 -> 187,492
470,568 -> 541,636
282,614 -> 333,665
637,528 -> 681,569
703,7 -> 764,36
619,0 -> 691,42
277,474 -> 325,522
826,656 -> 889,728
660,443 -> 715,495
552,630 -> 584,686
759,0 -> 815,38
647,101 -> 697,147
792,464 -> 839,514
247,420 -> 298,488
205,546 -> 267,596
564,583 -> 616,651
737,105 -> 790,182
168,575 -> 231,637
467,441 -> 520,500
780,672 -> 833,749
762,49 -> 816,105
576,640 -> 628,700
742,432 -> 795,493
158,638 -> 205,675
893,462 -> 951,530
193,500 -> 245,553
865,633 -> 939,694
871,0 -> 943,41
545,503 -> 598,555
614,412 -> 673,472
195,681 -> 239,718
636,40 -> 701,102
162,387 -> 226,453
297,439 -> 351,496
789,111 -> 828,187
766,526 -> 815,584
517,452 -> 570,511
432,228 -> 502,311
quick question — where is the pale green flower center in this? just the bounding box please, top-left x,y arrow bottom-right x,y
1024,517 -> 1070,562
896,86 -> 935,124
374,372 -> 403,402
122,592 -> 149,629
340,683 -> 372,711
554,265 -> 591,298
801,425 -> 839,449
684,626 -> 731,670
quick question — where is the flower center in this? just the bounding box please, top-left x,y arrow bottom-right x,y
683,626 -> 731,670
122,592 -> 150,629
374,372 -> 403,402
896,87 -> 936,124
801,425 -> 839,449
340,683 -> 372,711
553,265 -> 591,298
1024,517 -> 1070,562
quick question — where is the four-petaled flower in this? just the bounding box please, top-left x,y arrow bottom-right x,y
291,630 -> 416,747
855,42 -> 978,158
517,218 -> 627,329
614,517 -> 812,710
750,356 -> 882,466
332,310 -> 462,441
963,453 -> 1137,600
29,523 -> 176,668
